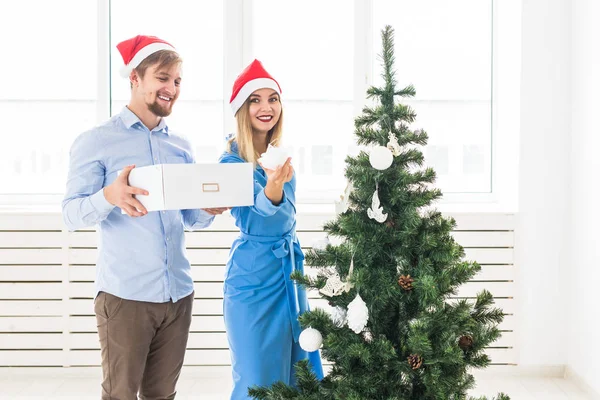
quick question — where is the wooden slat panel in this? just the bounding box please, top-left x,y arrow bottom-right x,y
68,282 -> 224,299
473,265 -> 515,281
0,211 -> 517,368
0,348 -> 515,367
456,282 -> 514,298
68,330 -> 514,351
0,212 -> 515,232
0,283 -> 64,300
0,350 -> 66,366
68,314 -> 513,335
450,213 -> 515,231
68,265 -> 514,285
68,282 -> 515,307
0,266 -> 64,281
69,265 -> 226,282
68,248 -> 231,265
68,265 -> 96,282
0,333 -> 64,349
0,249 -> 63,265
0,214 -> 63,231
67,231 -> 96,248
464,248 -> 513,265
0,232 -> 64,248
0,317 -> 64,333
489,331 -> 515,348
69,315 -> 227,333
452,231 -> 514,248
67,349 -> 232,366
0,300 -> 63,316
68,247 -> 513,266
70,332 -> 229,350
69,231 -> 332,249
69,298 -> 225,316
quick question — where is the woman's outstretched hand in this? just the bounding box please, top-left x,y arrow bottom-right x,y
260,157 -> 294,186
259,157 -> 293,206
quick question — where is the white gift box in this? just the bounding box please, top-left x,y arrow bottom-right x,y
125,162 -> 254,212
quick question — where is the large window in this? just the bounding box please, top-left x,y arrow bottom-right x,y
110,0 -> 224,164
1,0 -> 504,206
373,0 -> 493,193
251,0 -> 355,199
0,1 -> 97,195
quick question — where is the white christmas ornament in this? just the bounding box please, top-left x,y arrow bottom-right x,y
258,144 -> 291,170
387,132 -> 401,156
335,181 -> 354,214
362,329 -> 374,343
299,327 -> 323,352
369,145 -> 393,170
311,236 -> 330,251
319,257 -> 355,297
367,185 -> 388,223
330,306 -> 347,328
347,293 -> 369,334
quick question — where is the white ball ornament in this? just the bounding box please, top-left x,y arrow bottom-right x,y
311,236 -> 330,252
369,145 -> 394,170
299,327 -> 323,352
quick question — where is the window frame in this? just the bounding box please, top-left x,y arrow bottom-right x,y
0,0 -> 520,212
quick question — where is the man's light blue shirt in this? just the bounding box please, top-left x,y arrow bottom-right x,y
62,107 -> 214,303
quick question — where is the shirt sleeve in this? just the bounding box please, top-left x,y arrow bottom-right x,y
62,133 -> 115,231
181,208 -> 215,230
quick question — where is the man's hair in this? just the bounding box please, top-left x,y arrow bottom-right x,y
132,50 -> 182,83
227,99 -> 284,164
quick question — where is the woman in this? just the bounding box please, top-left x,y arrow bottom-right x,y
219,59 -> 323,399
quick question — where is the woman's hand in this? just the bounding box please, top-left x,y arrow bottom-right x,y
259,157 -> 293,205
259,157 -> 294,186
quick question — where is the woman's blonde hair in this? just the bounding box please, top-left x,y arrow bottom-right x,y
227,98 -> 284,164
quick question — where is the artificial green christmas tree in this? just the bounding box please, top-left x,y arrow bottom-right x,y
249,25 -> 509,400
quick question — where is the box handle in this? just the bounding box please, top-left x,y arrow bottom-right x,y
202,183 -> 220,192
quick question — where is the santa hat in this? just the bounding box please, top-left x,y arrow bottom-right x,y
116,35 -> 176,78
230,59 -> 282,115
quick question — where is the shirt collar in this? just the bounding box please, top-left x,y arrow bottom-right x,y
119,106 -> 169,134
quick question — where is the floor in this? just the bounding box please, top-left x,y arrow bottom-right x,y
0,367 -> 595,400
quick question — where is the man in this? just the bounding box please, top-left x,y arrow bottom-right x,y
62,35 -> 226,399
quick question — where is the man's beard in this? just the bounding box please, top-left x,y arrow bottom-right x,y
148,99 -> 172,117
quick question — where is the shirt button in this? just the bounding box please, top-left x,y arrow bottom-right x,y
162,211 -> 166,214
154,157 -> 158,162
166,237 -> 170,241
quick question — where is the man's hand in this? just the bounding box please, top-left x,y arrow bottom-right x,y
103,165 -> 149,217
202,207 -> 230,216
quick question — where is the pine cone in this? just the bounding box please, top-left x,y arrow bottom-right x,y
398,275 -> 414,291
407,354 -> 423,370
458,335 -> 474,351
386,219 -> 396,228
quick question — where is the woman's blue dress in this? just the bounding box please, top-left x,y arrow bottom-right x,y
219,143 -> 323,399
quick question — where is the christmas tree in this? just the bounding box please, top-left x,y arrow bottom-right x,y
249,25 -> 509,400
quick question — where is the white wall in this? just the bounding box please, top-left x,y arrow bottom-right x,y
567,0 -> 600,394
516,0 -> 571,367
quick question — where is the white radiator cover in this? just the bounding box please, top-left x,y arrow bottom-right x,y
0,212 -> 516,367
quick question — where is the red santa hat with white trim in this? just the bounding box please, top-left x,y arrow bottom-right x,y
116,35 -> 176,78
230,59 -> 282,115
